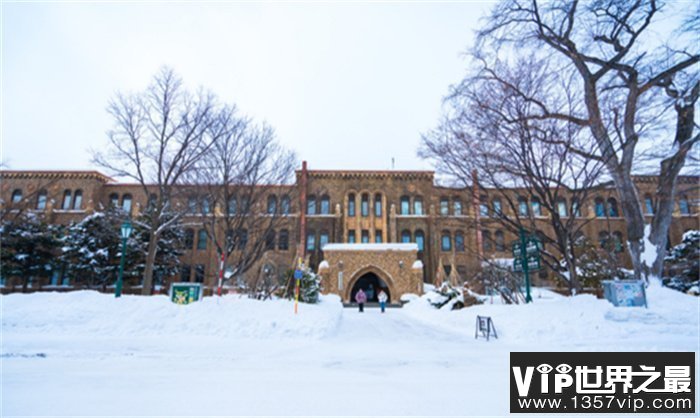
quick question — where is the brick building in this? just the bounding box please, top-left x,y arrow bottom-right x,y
1,164 -> 697,301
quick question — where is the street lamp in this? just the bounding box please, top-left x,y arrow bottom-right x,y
115,219 -> 133,298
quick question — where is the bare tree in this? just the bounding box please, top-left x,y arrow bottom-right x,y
94,67 -> 224,294
422,58 -> 605,292
473,0 -> 699,280
191,109 -> 297,295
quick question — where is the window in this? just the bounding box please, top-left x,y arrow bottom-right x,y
228,197 -> 237,215
237,229 -> 248,249
557,199 -> 567,217
195,264 -> 205,283
518,197 -> 528,216
479,195 -> 489,217
307,195 -> 316,215
607,198 -> 619,217
415,230 -> 425,251
594,197 -> 605,217
495,230 -> 505,252
320,195 -> 330,215
306,231 -> 316,251
440,197 -> 449,215
644,195 -> 654,215
455,231 -> 465,252
240,196 -> 250,214
598,231 -> 610,249
401,230 -> 411,243
188,197 -> 198,214
62,190 -> 72,210
11,189 -> 22,204
121,194 -> 132,214
109,193 -> 119,207
492,198 -> 502,216
374,194 -> 382,217
180,265 -> 191,282
348,194 -> 356,217
184,228 -> 194,249
441,231 -> 452,251
201,197 -> 211,214
278,230 -> 289,250
414,197 -> 424,215
482,231 -> 492,252
679,196 -> 690,215
375,230 -> 382,243
400,196 -> 410,215
531,197 -> 542,217
197,229 -> 208,251
361,230 -> 369,243
267,195 -> 277,214
348,230 -> 356,243
612,231 -> 624,253
572,199 -> 581,217
280,196 -> 290,215
265,230 -> 276,251
453,199 -> 462,216
36,190 -> 47,210
320,230 -> 330,249
361,193 -> 369,217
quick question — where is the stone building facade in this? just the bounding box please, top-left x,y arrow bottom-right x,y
1,164 -> 698,301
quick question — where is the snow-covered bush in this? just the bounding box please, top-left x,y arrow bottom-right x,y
425,282 -> 469,310
279,267 -> 321,304
574,235 -> 626,287
663,230 -> 699,295
476,262 -> 525,304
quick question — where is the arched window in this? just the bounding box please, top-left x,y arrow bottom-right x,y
72,190 -> 83,210
598,231 -> 610,249
184,228 -> 194,249
607,198 -> 619,217
455,231 -> 465,252
348,193 -> 356,217
612,231 -> 624,253
280,195 -> 291,215
479,195 -> 489,217
374,194 -> 382,217
482,231 -> 492,252
267,195 -> 277,214
557,198 -> 567,217
109,193 -> 119,208
495,230 -> 505,252
441,231 -> 452,251
492,198 -> 502,216
62,190 -> 72,210
201,197 -> 211,214
644,195 -> 654,215
320,230 -> 330,249
278,229 -> 289,250
307,195 -> 316,215
679,196 -> 690,215
440,197 -> 449,215
531,197 -> 542,217
197,229 -> 208,251
11,189 -> 22,204
306,230 -> 316,251
400,195 -> 410,215
401,230 -> 412,243
320,195 -> 330,215
415,230 -> 425,252
414,196 -> 424,215
453,198 -> 462,216
594,197 -> 605,217
361,193 -> 369,217
121,194 -> 132,214
228,196 -> 237,215
188,197 -> 198,214
265,230 -> 276,250
518,197 -> 528,216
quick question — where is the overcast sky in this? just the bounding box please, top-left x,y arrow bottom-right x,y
2,1 -> 493,173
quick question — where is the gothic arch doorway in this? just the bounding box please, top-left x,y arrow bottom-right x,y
348,270 -> 392,303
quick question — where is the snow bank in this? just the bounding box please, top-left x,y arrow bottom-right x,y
2,291 -> 343,340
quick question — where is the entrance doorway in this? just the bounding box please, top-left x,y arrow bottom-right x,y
350,271 -> 391,303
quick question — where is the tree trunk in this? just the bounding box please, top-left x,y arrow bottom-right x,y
141,232 -> 159,295
609,170 -> 646,281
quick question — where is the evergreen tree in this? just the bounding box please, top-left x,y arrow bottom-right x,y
663,231 -> 699,294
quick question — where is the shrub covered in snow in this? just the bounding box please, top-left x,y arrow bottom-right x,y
279,267 -> 322,304
663,230 -> 699,295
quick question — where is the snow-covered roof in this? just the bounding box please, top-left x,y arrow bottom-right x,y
322,243 -> 418,251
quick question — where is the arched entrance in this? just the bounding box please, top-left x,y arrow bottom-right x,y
349,271 -> 391,303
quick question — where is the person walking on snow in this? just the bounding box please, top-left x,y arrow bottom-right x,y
378,290 -> 388,313
355,288 -> 367,313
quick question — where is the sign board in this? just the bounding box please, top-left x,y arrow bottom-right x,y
511,238 -> 541,257
475,315 -> 498,341
170,283 -> 203,305
513,255 -> 541,272
601,280 -> 647,308
294,269 -> 303,280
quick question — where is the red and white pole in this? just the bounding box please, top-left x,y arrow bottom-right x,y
217,252 -> 225,296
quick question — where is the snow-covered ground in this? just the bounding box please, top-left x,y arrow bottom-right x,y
2,284 -> 698,416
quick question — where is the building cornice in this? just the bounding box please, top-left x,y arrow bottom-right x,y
0,170 -> 115,183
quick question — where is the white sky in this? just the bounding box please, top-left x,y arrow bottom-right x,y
1,1 -> 494,173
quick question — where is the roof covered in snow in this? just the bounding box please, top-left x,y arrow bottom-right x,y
322,243 -> 418,251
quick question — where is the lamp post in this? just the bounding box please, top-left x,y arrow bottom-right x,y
116,220 -> 133,298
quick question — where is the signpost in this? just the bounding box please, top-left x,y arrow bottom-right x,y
511,228 -> 541,303
294,257 -> 303,314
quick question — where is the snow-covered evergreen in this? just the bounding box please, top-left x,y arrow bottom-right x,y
663,230 -> 699,295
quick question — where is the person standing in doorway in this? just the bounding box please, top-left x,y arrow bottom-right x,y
355,288 -> 367,313
366,284 -> 375,301
378,290 -> 388,313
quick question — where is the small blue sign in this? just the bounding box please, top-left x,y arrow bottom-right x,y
294,269 -> 303,280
